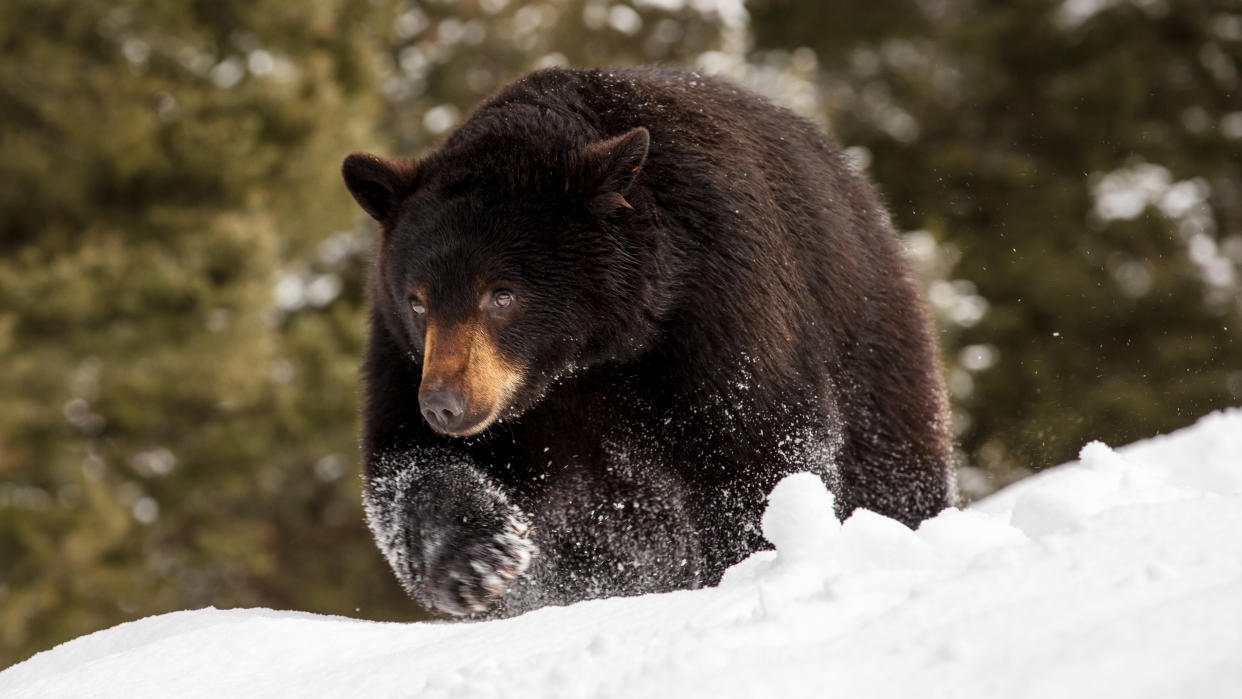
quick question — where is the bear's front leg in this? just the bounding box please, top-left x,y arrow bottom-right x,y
363,453 -> 538,615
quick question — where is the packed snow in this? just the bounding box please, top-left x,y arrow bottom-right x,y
4,409 -> 1241,698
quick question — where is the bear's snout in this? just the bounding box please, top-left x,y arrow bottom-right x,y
420,387 -> 467,433
418,316 -> 525,437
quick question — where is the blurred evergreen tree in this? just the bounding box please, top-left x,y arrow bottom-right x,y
370,0 -> 748,152
751,0 -> 1242,488
0,0 -> 412,667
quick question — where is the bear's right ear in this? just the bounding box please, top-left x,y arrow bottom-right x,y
570,127 -> 650,217
341,153 -> 417,223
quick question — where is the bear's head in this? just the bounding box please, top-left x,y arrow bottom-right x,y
343,119 -> 668,437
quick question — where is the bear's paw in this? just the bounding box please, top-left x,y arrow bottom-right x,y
420,512 -> 538,615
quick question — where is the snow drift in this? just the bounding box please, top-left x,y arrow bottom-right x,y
4,409 -> 1241,698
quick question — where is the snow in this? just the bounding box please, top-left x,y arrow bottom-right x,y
4,409 -> 1242,698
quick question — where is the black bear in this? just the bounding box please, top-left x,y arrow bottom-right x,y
342,67 -> 954,616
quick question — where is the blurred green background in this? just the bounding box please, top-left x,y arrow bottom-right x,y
2,0 -> 1239,668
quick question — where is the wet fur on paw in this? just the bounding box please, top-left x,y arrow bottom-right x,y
418,512 -> 538,616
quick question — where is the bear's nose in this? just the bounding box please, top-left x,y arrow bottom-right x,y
420,388 -> 466,432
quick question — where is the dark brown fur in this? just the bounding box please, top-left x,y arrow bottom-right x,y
343,67 -> 955,616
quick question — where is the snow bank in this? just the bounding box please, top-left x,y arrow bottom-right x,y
4,409 -> 1242,698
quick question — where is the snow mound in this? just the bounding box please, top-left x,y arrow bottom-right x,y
761,471 -> 841,560
4,409 -> 1242,698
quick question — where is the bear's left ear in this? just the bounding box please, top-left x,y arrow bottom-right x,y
570,127 -> 649,217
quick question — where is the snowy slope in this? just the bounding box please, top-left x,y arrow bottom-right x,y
4,409 -> 1241,698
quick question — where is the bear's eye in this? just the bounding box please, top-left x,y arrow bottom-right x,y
409,299 -> 426,316
491,290 -> 514,309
